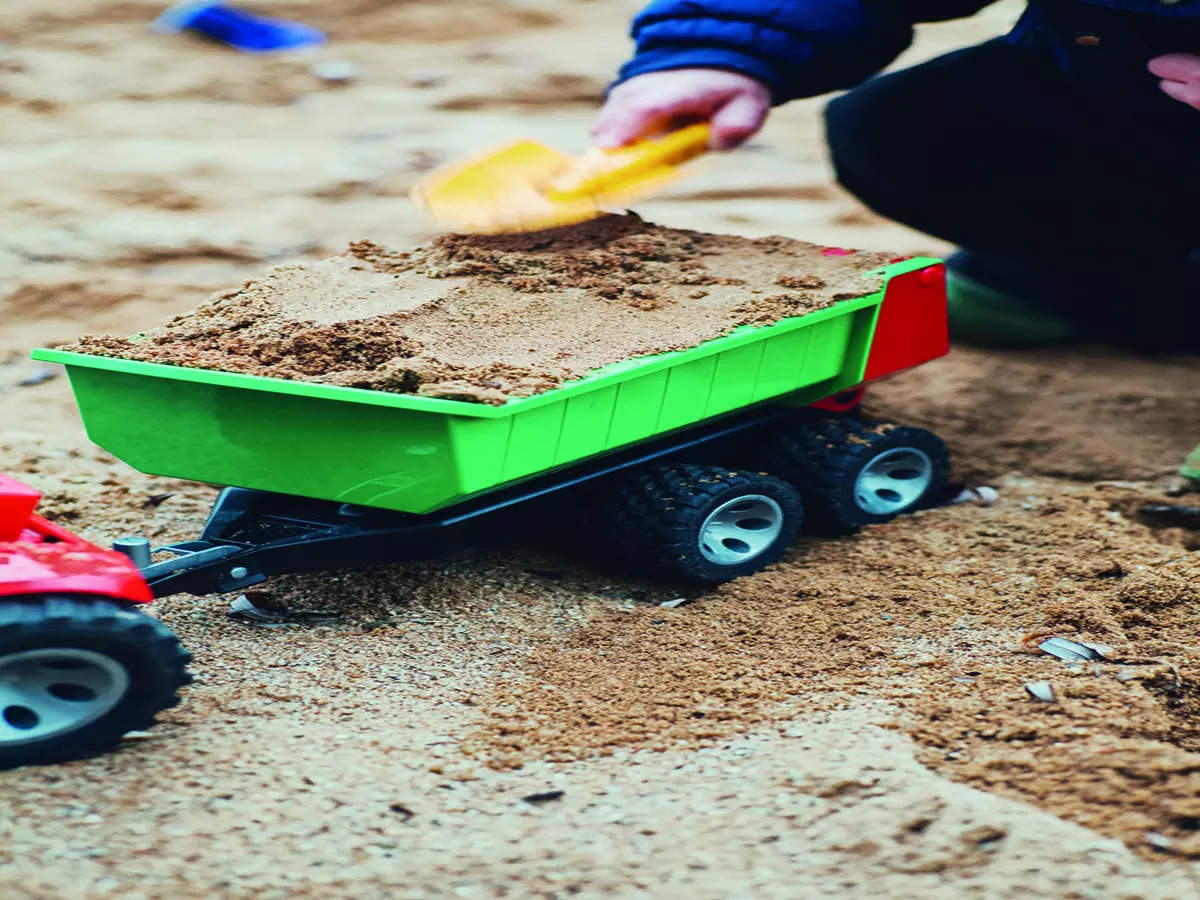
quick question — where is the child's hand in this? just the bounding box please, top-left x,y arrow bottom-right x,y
591,69 -> 771,151
1149,54 -> 1200,110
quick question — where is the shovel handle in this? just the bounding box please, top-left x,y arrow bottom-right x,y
626,122 -> 712,167
551,123 -> 713,198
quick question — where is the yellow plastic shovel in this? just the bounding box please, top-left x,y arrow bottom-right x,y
412,123 -> 712,234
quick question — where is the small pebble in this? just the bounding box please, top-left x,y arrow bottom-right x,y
950,485 -> 999,506
1079,641 -> 1114,659
1146,831 -> 1175,852
310,60 -> 358,84
17,367 -> 58,387
522,790 -> 564,805
1024,681 -> 1056,702
408,69 -> 445,88
1037,637 -> 1107,662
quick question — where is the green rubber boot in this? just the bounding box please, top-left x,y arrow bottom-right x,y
946,269 -> 1079,348
1183,444 -> 1200,484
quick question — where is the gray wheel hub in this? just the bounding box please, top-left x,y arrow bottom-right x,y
853,447 -> 934,515
698,494 -> 784,566
0,648 -> 130,747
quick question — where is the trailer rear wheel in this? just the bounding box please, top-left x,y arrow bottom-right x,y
0,596 -> 191,770
761,416 -> 949,535
603,464 -> 804,584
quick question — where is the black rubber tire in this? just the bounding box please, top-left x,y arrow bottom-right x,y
0,595 -> 191,770
757,415 -> 950,536
601,463 -> 804,584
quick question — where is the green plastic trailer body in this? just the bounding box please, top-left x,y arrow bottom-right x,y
33,258 -> 934,515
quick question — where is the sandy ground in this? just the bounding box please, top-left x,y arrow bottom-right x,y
3,1 -> 1200,897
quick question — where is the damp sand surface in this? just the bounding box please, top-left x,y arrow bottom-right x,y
66,215 -> 894,404
7,0 -> 1200,896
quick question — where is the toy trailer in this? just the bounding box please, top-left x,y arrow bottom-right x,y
33,257 -> 950,595
0,475 -> 190,770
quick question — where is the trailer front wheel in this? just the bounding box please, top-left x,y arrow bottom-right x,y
0,596 -> 191,770
604,464 -> 804,584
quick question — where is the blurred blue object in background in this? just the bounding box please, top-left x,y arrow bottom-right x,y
152,2 -> 326,52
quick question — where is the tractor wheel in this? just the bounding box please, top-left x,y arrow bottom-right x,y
759,415 -> 950,535
0,595 -> 191,770
602,463 -> 804,584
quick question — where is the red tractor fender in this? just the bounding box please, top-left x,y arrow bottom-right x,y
0,474 -> 152,605
0,539 -> 153,605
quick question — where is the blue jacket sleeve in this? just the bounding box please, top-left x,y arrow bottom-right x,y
615,1 -> 995,104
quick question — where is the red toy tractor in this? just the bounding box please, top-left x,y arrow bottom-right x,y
0,475 -> 190,770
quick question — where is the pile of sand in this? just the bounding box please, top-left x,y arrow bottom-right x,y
65,215 -> 897,404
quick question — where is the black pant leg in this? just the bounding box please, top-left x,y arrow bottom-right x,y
823,38 -> 1200,348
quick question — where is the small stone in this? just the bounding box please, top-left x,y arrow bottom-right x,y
522,790 -> 564,805
1024,681 -> 1056,702
659,598 -> 693,609
17,367 -> 58,387
1037,637 -> 1106,662
310,60 -> 358,84
388,803 -> 415,822
408,69 -> 445,88
950,485 -> 999,506
1079,641 -> 1114,659
1146,831 -> 1175,852
1165,475 -> 1199,497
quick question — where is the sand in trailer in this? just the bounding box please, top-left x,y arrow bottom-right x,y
65,214 -> 897,404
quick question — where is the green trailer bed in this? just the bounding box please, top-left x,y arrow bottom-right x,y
34,257 -> 935,515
